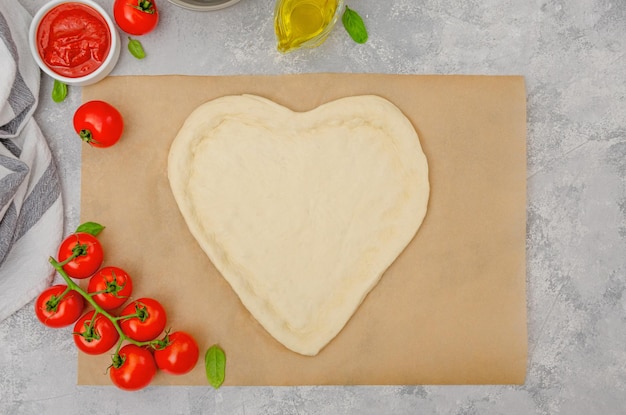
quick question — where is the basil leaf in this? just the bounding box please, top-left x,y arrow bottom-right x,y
205,344 -> 226,389
342,6 -> 368,44
75,222 -> 105,236
52,80 -> 67,103
128,37 -> 146,60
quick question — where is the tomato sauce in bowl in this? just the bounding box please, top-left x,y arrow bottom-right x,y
36,2 -> 111,78
29,0 -> 120,86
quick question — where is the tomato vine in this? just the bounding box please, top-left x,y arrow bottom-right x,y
49,255 -> 158,354
37,223 -> 202,391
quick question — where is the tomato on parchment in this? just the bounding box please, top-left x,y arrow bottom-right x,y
57,232 -> 104,279
73,310 -> 120,355
153,331 -> 199,375
119,298 -> 167,342
88,266 -> 133,310
35,285 -> 85,328
73,100 -> 124,148
110,344 -> 157,391
113,0 -> 159,36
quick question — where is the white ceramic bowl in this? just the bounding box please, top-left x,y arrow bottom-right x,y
168,0 -> 241,12
29,0 -> 120,86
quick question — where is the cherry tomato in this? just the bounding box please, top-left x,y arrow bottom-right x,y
88,266 -> 133,310
120,298 -> 167,342
110,344 -> 157,391
113,0 -> 159,36
57,232 -> 104,279
73,310 -> 120,355
35,285 -> 85,328
153,331 -> 199,375
73,100 -> 124,148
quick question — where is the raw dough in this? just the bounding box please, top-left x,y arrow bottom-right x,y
168,94 -> 429,356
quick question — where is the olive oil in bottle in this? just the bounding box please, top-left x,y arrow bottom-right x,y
274,0 -> 342,53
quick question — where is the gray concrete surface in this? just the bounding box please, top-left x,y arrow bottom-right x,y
2,0 -> 625,413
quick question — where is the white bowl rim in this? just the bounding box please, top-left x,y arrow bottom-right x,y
28,0 -> 120,85
167,0 -> 241,12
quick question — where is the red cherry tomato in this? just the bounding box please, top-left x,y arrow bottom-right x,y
35,285 -> 85,328
153,331 -> 199,375
113,0 -> 159,36
73,100 -> 124,148
57,232 -> 104,279
120,298 -> 167,342
110,344 -> 157,391
88,266 -> 133,310
73,310 -> 120,355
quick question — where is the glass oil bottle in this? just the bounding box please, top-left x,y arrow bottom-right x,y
274,0 -> 344,53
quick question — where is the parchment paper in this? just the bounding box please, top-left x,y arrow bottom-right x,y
78,74 -> 527,386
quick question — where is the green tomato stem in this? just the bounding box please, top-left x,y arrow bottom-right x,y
46,285 -> 73,311
58,285 -> 72,299
48,251 -> 81,306
56,250 -> 80,268
48,256 -> 158,352
113,314 -> 137,321
133,0 -> 156,13
89,309 -> 100,332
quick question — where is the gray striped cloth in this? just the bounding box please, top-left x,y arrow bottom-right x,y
0,2 -> 63,322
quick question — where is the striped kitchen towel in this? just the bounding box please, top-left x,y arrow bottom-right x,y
0,2 -> 64,322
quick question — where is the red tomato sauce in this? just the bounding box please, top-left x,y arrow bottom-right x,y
36,2 -> 111,78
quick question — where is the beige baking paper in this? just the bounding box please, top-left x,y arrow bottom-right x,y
78,74 -> 527,386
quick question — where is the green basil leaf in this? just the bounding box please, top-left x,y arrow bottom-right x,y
75,222 -> 105,236
128,37 -> 146,60
52,80 -> 67,103
205,344 -> 226,389
342,6 -> 368,44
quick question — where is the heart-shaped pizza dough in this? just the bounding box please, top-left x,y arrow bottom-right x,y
168,95 -> 429,356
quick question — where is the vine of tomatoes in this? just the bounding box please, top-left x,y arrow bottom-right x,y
36,222 -> 200,391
